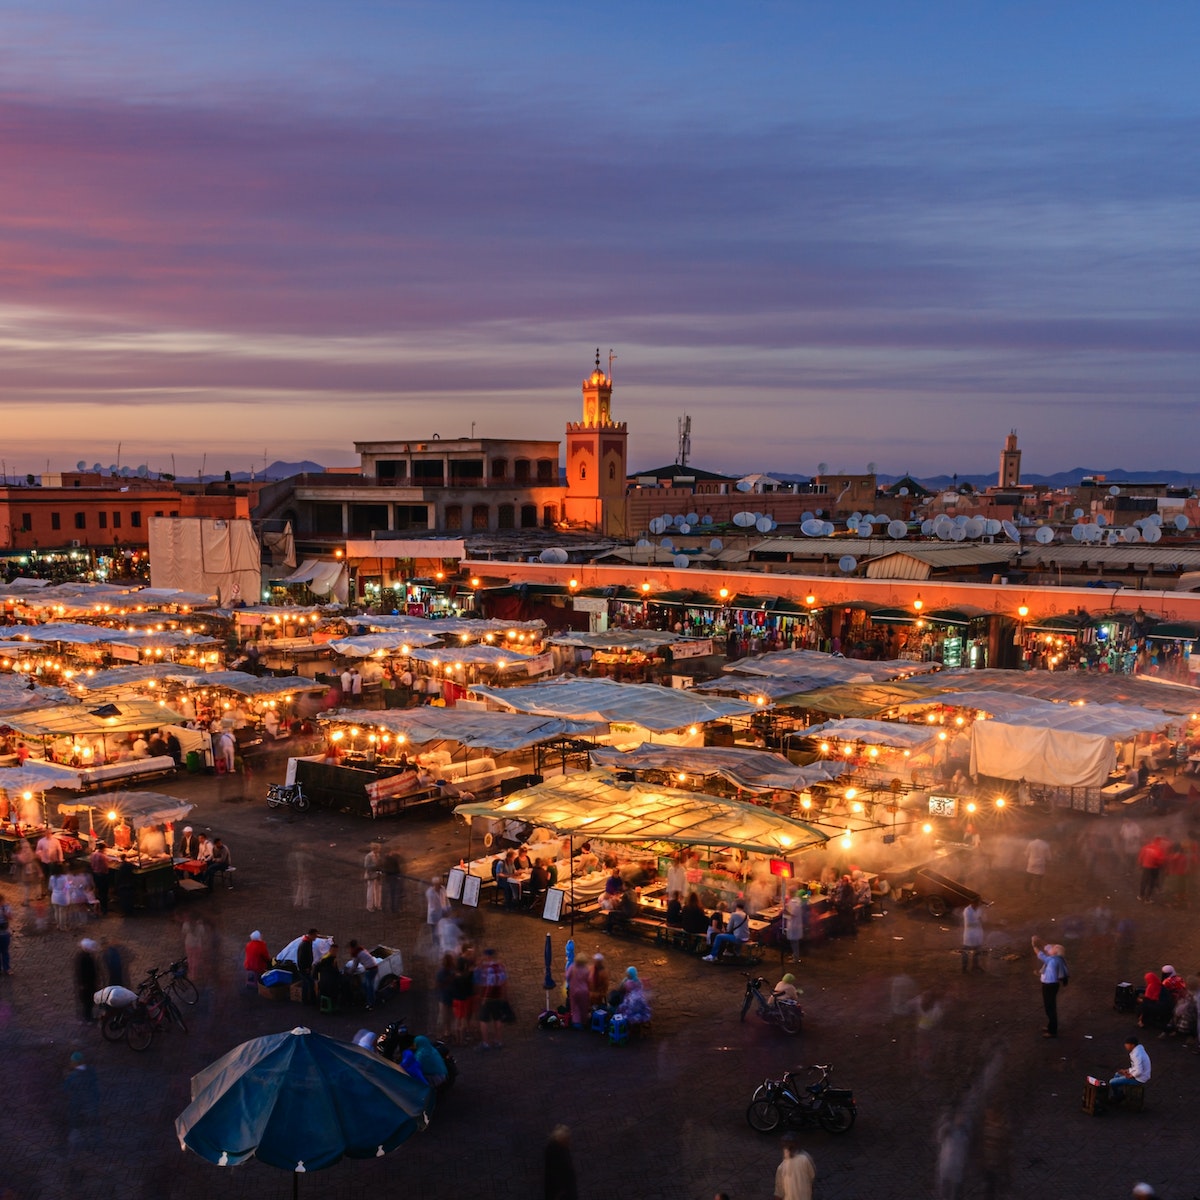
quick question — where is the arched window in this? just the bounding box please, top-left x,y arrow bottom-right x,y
608,462 -> 616,480
520,504 -> 538,528
580,464 -> 587,480
497,504 -> 515,530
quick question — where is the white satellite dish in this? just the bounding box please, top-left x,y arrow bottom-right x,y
709,538 -> 723,550
755,516 -> 773,533
539,547 -> 569,564
1071,525 -> 1085,542
814,509 -> 824,517
964,518 -> 985,538
920,519 -> 934,535
858,523 -> 872,538
801,519 -> 823,536
1034,526 -> 1054,544
1144,524 -> 1162,543
801,512 -> 813,524
636,538 -> 653,550
1109,485 -> 1120,496
660,537 -> 674,550
92,463 -> 102,472
899,487 -> 909,497
1073,508 -> 1084,519
953,514 -> 969,527
839,555 -> 857,572
1175,515 -> 1189,531
1125,527 -> 1141,544
985,519 -> 1002,536
672,514 -> 686,527
673,554 -> 690,569
1147,513 -> 1162,526
1106,530 -> 1119,545
686,512 -> 698,524
648,517 -> 666,535
701,514 -> 713,525
736,480 -> 752,493
1087,524 -> 1104,542
136,464 -> 149,478
847,516 -> 860,531
678,523 -> 691,534
76,460 -> 87,471
850,512 -> 863,522
1002,520 -> 1020,543
1096,513 -> 1106,527
733,511 -> 756,528
887,520 -> 907,539
950,525 -> 966,541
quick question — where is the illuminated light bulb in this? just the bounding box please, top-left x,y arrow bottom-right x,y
718,587 -> 729,600
801,797 -> 812,809
938,731 -> 948,741
922,822 -> 933,834
840,832 -> 852,849
966,801 -> 977,813
779,835 -> 792,847
819,742 -> 830,754
845,787 -> 857,801
994,796 -> 1006,808
805,594 -> 816,606
927,713 -> 937,723
851,802 -> 863,814
842,745 -> 852,757
868,747 -> 878,758
331,730 -> 344,742
396,734 -> 406,745
955,716 -> 964,726
677,773 -> 687,782
913,595 -> 923,611
107,811 -> 117,822
688,726 -> 698,736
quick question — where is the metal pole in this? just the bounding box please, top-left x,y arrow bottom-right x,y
569,834 -> 575,936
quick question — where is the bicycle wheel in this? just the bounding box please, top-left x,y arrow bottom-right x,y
740,993 -> 753,1023
746,1100 -> 783,1134
171,976 -> 199,1006
818,1103 -> 856,1134
101,1010 -> 129,1042
127,1015 -> 155,1052
165,998 -> 189,1034
780,1006 -> 803,1036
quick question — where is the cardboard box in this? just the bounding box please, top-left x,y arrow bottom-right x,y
258,983 -> 290,1002
290,982 -> 305,1003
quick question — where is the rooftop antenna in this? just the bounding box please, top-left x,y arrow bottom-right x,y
677,414 -> 692,468
200,453 -> 206,483
607,348 -> 617,380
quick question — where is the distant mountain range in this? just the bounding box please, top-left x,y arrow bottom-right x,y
768,468 -> 1197,490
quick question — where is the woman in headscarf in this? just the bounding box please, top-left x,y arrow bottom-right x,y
1136,970 -> 1169,1029
243,930 -> 271,987
413,1035 -> 448,1087
566,953 -> 592,1029
616,966 -> 652,1025
587,954 -> 609,1011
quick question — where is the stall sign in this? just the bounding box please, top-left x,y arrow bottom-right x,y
109,644 -> 141,662
928,794 -> 958,818
405,602 -> 427,617
769,858 -> 792,878
521,652 -> 555,677
672,639 -> 714,659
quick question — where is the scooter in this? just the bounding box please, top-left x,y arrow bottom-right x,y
747,1064 -> 856,1135
266,781 -> 310,812
740,974 -> 803,1035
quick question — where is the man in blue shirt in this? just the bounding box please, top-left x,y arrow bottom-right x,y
1032,935 -> 1069,1037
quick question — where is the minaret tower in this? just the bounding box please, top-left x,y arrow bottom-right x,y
999,430 -> 1022,488
564,348 -> 628,536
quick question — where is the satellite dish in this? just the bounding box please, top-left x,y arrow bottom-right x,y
678,523 -> 691,534
964,518 -> 985,538
1144,524 -> 1162,543
1073,508 -> 1084,519
801,512 -> 814,524
1034,526 -> 1054,544
838,555 -> 857,573
636,538 -> 653,550
92,463 -> 102,473
1175,515 -> 1189,531
672,514 -> 686,527
1147,513 -> 1162,526
899,487 -> 909,497
953,514 -> 969,527
1107,530 -> 1119,545
1087,524 -> 1103,542
1096,513 -> 1106,527
1002,520 -> 1020,543
76,460 -> 87,471
950,525 -> 966,541
686,512 -> 698,524
539,548 -> 564,564
709,538 -> 723,551
817,463 -> 828,476
850,512 -> 863,522
648,517 -> 665,535
985,519 -> 1002,536
673,554 -> 690,569
887,520 -> 907,539
814,509 -> 824,517
660,537 -> 674,550
1109,485 -> 1120,496
920,519 -> 934,535
858,523 -> 872,538
801,519 -> 823,536
866,463 -> 877,474
736,480 -> 752,493
136,464 -> 149,478
733,511 -> 756,528
755,516 -> 772,533
1071,525 -> 1085,542
701,514 -> 714,525
847,516 -> 860,531
820,521 -> 833,535
1125,527 -> 1141,544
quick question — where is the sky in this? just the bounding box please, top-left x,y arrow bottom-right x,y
0,1 -> 1197,481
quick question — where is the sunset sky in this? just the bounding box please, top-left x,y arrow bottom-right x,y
0,2 -> 1196,480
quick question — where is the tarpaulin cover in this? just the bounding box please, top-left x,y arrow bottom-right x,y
722,648 -> 942,683
773,681 -> 942,716
407,644 -> 538,668
58,789 -> 194,828
803,718 -> 939,750
175,1027 -> 431,1172
2,698 -> 184,737
149,517 -> 261,608
344,615 -> 545,636
0,762 -> 81,792
548,631 -> 706,653
319,707 -> 603,751
344,537 -> 465,561
694,675 -> 838,702
454,771 -> 829,856
0,679 -> 74,713
327,633 -> 441,656
99,630 -> 219,651
970,721 -> 1117,788
73,664 -> 204,693
468,676 -> 757,732
177,671 -> 325,697
590,743 -> 847,792
278,559 -> 346,599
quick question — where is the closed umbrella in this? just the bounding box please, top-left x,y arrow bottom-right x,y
543,932 -> 556,1012
176,1026 -> 431,1197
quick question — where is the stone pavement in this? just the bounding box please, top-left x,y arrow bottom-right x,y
2,768 -> 1199,1200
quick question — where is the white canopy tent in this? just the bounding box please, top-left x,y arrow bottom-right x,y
327,633 -> 442,657
318,708 -> 603,752
589,743 -> 848,793
803,718 -> 940,752
723,649 -> 942,684
149,516 -> 262,607
276,559 -> 348,602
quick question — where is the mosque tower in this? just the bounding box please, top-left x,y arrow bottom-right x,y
563,349 -> 628,536
999,430 -> 1022,488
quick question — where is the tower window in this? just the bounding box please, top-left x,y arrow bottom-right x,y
609,463 -> 616,480
579,465 -> 587,480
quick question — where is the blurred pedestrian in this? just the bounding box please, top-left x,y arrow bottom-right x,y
89,841 -> 110,916
544,1124 -> 577,1200
961,898 -> 985,973
63,1050 -> 99,1157
75,938 -> 99,1024
426,875 -> 447,926
1032,935 -> 1069,1037
383,846 -> 406,912
288,845 -> 313,908
772,1132 -> 815,1200
1024,836 -> 1050,894
0,895 -> 11,974
364,842 -> 383,912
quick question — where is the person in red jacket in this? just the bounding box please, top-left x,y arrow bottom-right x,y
1137,837 -> 1168,903
243,930 -> 271,988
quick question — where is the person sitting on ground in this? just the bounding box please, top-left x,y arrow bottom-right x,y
616,966 -> 652,1025
680,892 -> 709,936
1136,971 -> 1170,1029
1108,1035 -> 1151,1099
412,1035 -> 448,1087
704,900 -> 751,962
665,891 -> 684,927
773,972 -> 801,1004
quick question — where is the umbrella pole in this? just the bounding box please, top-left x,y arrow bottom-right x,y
569,835 -> 575,936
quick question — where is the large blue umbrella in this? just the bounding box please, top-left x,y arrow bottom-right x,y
175,1026 -> 431,1191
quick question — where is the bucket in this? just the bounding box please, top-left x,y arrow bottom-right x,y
185,751 -> 201,774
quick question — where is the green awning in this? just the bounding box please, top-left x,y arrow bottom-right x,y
1147,621 -> 1200,642
870,606 -> 919,625
1025,613 -> 1092,634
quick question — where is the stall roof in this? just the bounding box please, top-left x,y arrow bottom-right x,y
1146,621 -> 1200,642
3,698 -> 184,737
178,671 -> 325,698
57,790 -> 194,829
98,630 -> 220,650
327,633 -> 442,656
468,676 -> 758,732
74,664 -> 204,693
981,704 -> 1172,738
589,744 -> 847,793
319,708 -> 603,751
803,718 -> 939,751
775,681 -> 942,717
276,559 -> 346,595
407,644 -> 536,668
547,630 -> 704,653
0,761 -> 82,791
694,675 -> 830,702
0,678 -> 74,714
723,648 -> 941,684
895,689 -> 1061,720
344,615 -> 545,635
454,771 -> 829,856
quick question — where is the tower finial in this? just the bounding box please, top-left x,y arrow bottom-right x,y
595,347 -> 600,371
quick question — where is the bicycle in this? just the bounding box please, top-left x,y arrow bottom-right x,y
164,957 -> 198,1005
125,975 -> 188,1051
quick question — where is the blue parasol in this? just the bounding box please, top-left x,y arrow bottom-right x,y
176,1026 -> 431,1195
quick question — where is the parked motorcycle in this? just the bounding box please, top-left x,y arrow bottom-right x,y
747,1064 -> 856,1134
740,974 -> 803,1035
266,781 -> 310,812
